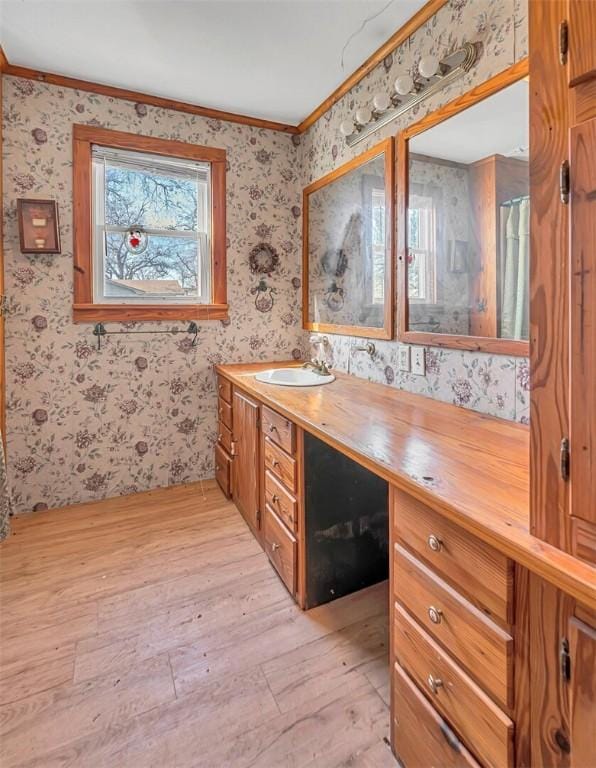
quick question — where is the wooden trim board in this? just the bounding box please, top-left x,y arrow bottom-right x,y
297,0 -> 449,132
72,124 -> 228,323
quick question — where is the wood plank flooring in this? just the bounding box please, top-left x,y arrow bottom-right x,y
0,481 -> 393,767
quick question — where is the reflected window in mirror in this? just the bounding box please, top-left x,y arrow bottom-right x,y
398,62 -> 529,355
304,138 -> 394,340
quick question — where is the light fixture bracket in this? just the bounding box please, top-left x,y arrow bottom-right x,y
345,42 -> 479,148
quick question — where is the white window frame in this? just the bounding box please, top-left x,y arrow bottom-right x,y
91,146 -> 211,304
408,195 -> 437,304
371,187 -> 386,305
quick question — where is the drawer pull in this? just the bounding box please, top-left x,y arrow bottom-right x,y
427,534 -> 443,552
427,674 -> 443,694
269,424 -> 278,432
428,606 -> 443,625
272,460 -> 280,467
272,494 -> 279,503
271,542 -> 280,551
216,465 -> 221,472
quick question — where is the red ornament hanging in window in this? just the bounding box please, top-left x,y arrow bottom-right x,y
124,225 -> 148,255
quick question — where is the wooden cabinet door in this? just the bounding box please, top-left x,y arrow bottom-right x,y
232,389 -> 260,534
568,616 -> 596,767
568,0 -> 596,87
570,115 -> 596,563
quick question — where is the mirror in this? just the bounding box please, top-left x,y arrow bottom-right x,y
303,138 -> 394,339
398,63 -> 529,354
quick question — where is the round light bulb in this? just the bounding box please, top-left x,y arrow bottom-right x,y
394,74 -> 414,96
355,106 -> 372,125
372,92 -> 390,112
418,54 -> 439,79
339,120 -> 355,137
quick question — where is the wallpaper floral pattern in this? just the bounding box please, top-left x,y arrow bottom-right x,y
300,0 -> 530,425
3,77 -> 303,513
3,0 -> 529,514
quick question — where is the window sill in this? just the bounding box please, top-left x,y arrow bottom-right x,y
73,303 -> 229,323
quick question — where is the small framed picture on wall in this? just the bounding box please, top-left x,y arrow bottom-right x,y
17,199 -> 61,254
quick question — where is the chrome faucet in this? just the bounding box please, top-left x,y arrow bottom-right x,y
303,359 -> 331,376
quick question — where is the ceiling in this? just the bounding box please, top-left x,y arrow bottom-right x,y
0,0 -> 428,125
410,80 -> 529,164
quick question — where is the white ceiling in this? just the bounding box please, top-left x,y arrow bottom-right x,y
0,0 -> 428,125
410,80 -> 529,164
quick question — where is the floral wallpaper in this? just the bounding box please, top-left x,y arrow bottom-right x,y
300,0 -> 530,426
2,0 -> 530,515
2,77 -> 303,513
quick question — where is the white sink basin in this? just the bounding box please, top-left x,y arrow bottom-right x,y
254,367 -> 335,387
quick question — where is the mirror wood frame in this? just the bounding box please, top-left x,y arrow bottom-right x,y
396,58 -> 530,355
302,137 -> 395,339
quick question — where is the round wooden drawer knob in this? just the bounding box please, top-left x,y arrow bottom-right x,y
427,534 -> 443,552
428,606 -> 443,624
427,674 -> 443,694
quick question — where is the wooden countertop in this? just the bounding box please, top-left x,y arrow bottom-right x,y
216,361 -> 596,609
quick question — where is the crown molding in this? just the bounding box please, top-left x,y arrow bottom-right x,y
0,0 -> 448,135
0,51 -> 299,134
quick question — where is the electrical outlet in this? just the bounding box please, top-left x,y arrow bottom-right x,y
411,346 -> 426,376
398,345 -> 411,372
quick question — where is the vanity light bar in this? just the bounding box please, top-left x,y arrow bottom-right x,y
344,42 -> 479,148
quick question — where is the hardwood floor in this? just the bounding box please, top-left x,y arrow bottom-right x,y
0,481 -> 393,767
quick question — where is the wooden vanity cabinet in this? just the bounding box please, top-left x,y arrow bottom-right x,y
528,576 -> 596,768
391,487 -> 518,768
214,374 -> 303,603
214,375 -> 233,499
530,0 -> 596,565
231,389 -> 261,536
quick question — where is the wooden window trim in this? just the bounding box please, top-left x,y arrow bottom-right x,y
72,124 -> 227,322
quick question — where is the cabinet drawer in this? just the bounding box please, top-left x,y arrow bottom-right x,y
264,437 -> 297,493
262,406 -> 295,455
394,543 -> 513,709
218,397 -> 232,430
217,421 -> 232,454
217,376 -> 232,404
214,443 -> 231,498
264,504 -> 296,595
393,663 -> 481,768
394,603 -> 513,768
265,470 -> 297,532
393,489 -> 513,624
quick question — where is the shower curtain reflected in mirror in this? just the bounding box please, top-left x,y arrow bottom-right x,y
500,197 -> 530,340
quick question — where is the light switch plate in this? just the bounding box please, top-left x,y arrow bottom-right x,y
398,345 -> 411,372
411,346 -> 426,376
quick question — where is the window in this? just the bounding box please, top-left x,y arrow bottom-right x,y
371,188 -> 386,305
407,193 -> 436,303
73,125 -> 227,322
